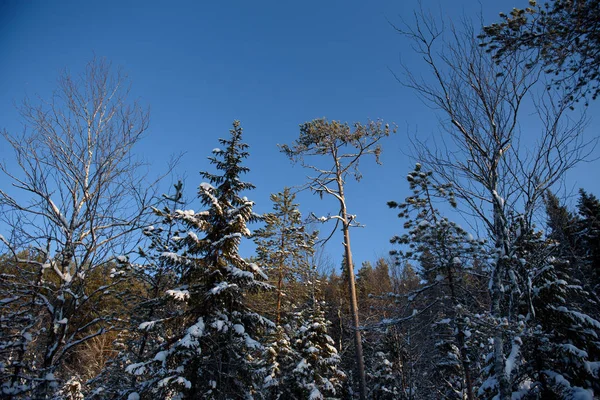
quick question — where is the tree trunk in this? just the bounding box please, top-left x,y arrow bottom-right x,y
276,264 -> 283,325
491,196 -> 511,400
337,178 -> 367,400
447,268 -> 474,400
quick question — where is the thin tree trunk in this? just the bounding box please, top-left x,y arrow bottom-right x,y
276,264 -> 283,325
337,176 -> 367,400
492,193 -> 511,400
276,226 -> 286,325
447,268 -> 475,400
338,305 -> 343,352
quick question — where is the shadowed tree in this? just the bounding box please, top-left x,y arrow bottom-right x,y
482,0 -> 600,104
388,164 -> 489,400
395,13 -> 590,399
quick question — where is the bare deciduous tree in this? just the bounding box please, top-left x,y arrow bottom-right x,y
0,58 -> 156,398
395,14 -> 592,399
281,118 -> 395,400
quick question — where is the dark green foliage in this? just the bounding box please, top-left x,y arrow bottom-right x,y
514,224 -> 600,398
367,350 -> 402,400
576,189 -> 600,299
126,121 -> 272,399
482,0 -> 600,103
544,190 -> 600,311
90,182 -> 187,399
260,325 -> 296,399
545,191 -> 579,259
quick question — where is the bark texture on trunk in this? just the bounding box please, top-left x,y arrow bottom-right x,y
337,173 -> 367,400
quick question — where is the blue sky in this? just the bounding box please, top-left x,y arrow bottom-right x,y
1,0 -> 599,271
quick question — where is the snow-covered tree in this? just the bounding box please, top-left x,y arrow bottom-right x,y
288,301 -> 346,399
576,189 -> 600,304
88,182 -> 188,399
0,249 -> 46,397
126,121 -> 272,399
259,325 -> 297,399
55,377 -> 85,400
0,59 -> 153,398
368,351 -> 402,400
501,221 -> 600,399
529,269 -> 599,397
397,12 -> 589,398
544,190 -> 600,316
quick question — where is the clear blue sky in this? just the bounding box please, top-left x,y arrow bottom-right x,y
1,0 -> 598,271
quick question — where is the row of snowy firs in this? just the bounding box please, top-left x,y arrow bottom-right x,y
1,121 -> 600,399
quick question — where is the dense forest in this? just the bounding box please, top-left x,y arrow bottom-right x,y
1,0 -> 599,399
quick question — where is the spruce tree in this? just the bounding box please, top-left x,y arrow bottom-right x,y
260,325 -> 296,399
289,301 -> 346,399
545,192 -> 578,258
368,351 -> 402,400
576,189 -> 600,303
513,225 -> 600,398
90,182 -> 187,399
126,121 -> 272,399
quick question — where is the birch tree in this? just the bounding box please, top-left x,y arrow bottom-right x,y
281,118 -> 395,400
0,58 -> 154,398
396,15 -> 590,399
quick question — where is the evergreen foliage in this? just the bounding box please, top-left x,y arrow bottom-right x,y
482,0 -> 600,103
253,187 -> 317,324
576,189 -> 600,302
512,223 -> 600,398
0,18 -> 598,397
260,325 -> 296,399
389,164 -> 489,400
90,182 -> 187,399
367,351 -> 402,400
125,121 -> 272,399
289,301 -> 347,400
